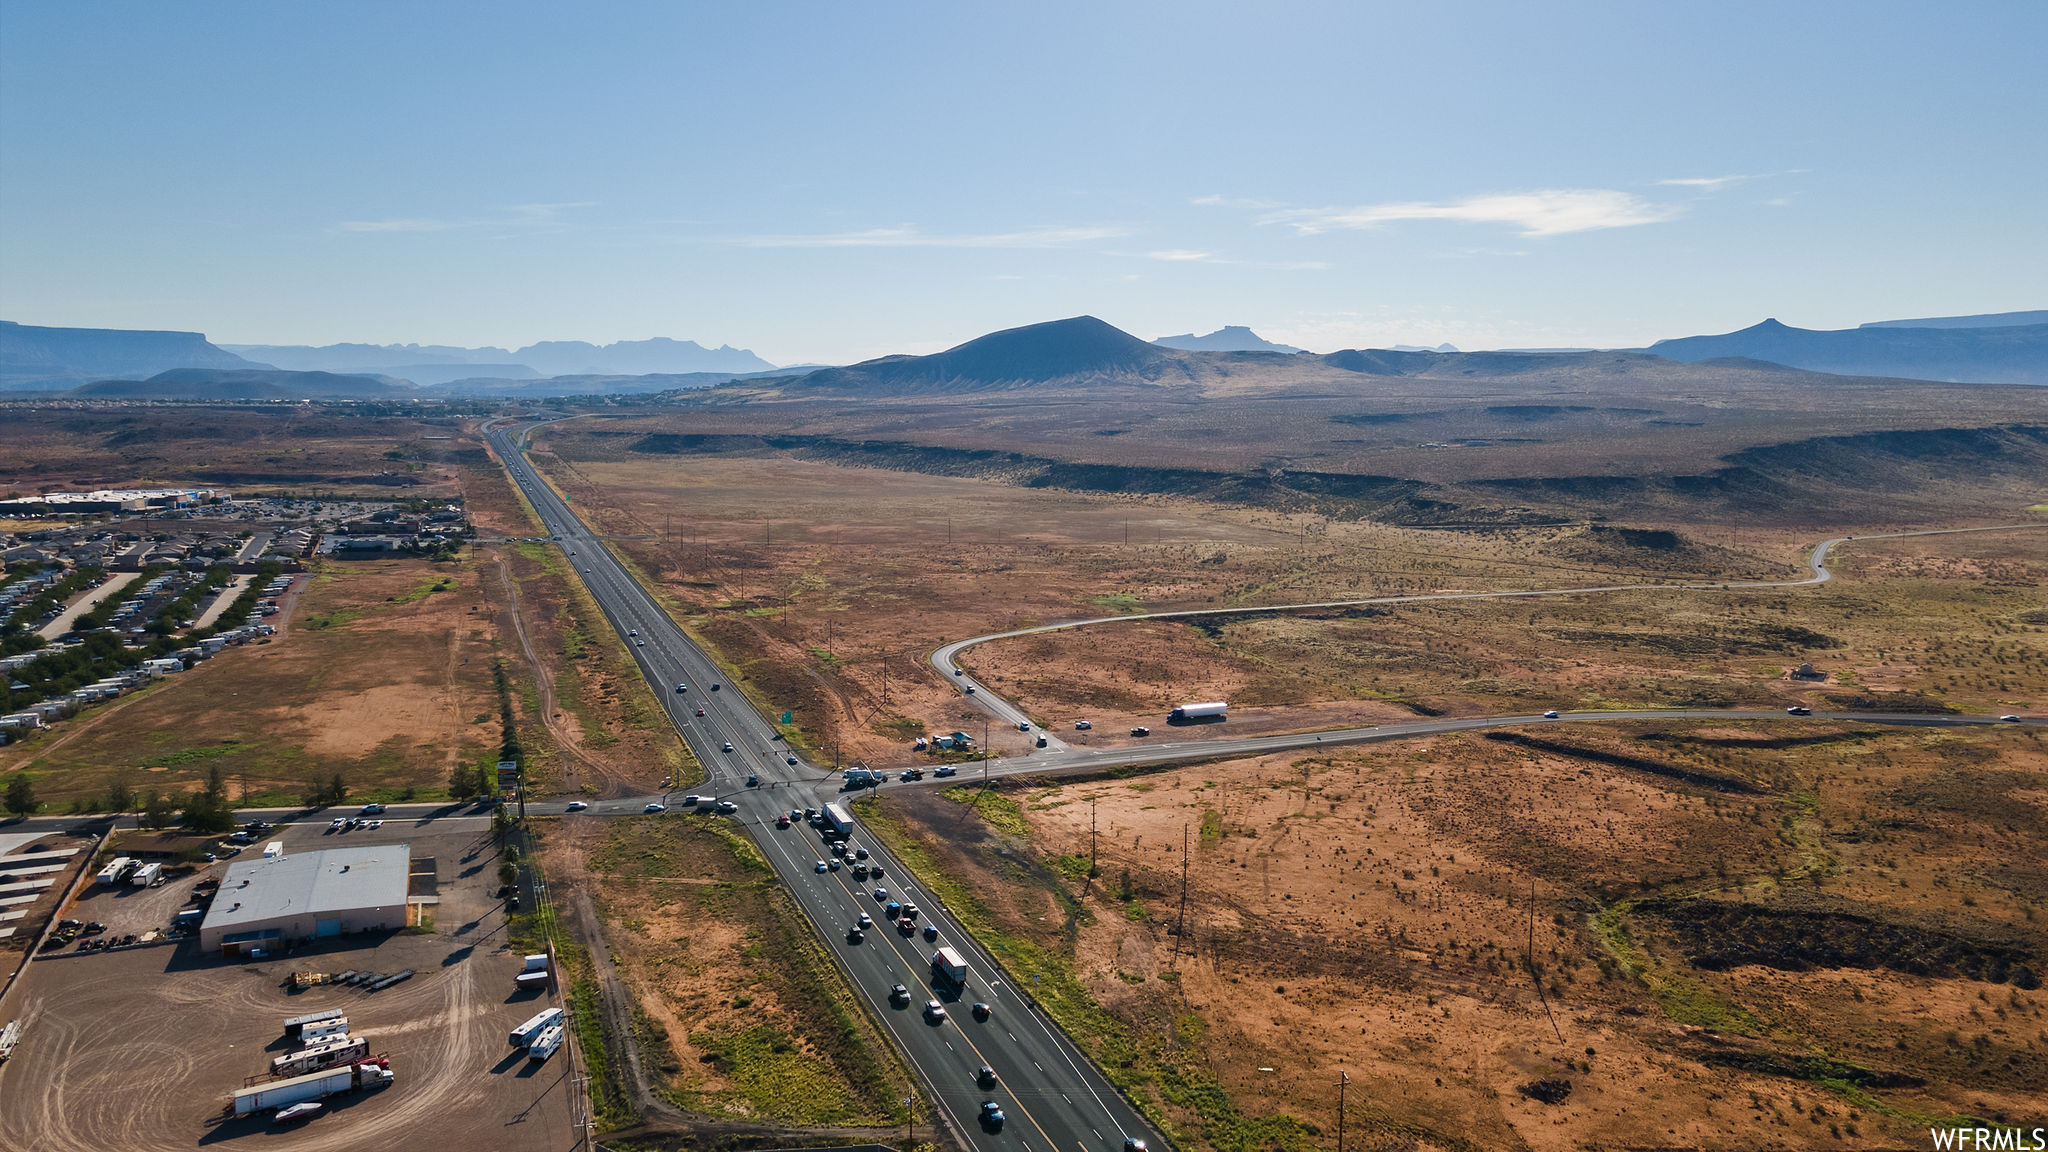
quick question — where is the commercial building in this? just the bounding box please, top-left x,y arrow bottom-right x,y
0,487 -> 214,515
200,845 -> 413,956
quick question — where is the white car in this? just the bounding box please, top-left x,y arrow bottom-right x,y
566,801 -> 588,812
1543,710 -> 1560,719
643,802 -> 667,814
924,1000 -> 946,1021
2000,714 -> 2022,722
1074,720 -> 1092,730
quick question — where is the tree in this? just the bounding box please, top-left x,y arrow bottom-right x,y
448,759 -> 478,802
328,773 -> 347,806
141,789 -> 179,830
4,773 -> 35,818
106,772 -> 134,816
180,765 -> 234,834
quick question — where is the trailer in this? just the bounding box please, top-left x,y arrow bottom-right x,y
263,841 -> 285,859
129,861 -> 164,887
367,969 -> 414,992
822,802 -> 854,836
1168,700 -> 1228,722
0,1020 -> 21,1063
526,1023 -> 565,1062
231,1061 -> 393,1117
297,1017 -> 350,1044
283,1008 -> 346,1037
510,1008 -> 565,1049
96,857 -> 136,886
931,946 -> 969,986
271,1035 -> 369,1078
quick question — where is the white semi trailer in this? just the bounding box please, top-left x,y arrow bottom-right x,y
1168,701 -> 1228,722
231,1062 -> 392,1117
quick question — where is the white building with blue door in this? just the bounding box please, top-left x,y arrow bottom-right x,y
201,844 -> 411,956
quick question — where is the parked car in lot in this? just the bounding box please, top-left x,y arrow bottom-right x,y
326,818 -> 345,832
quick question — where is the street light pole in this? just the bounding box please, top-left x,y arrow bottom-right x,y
1338,1069 -> 1348,1152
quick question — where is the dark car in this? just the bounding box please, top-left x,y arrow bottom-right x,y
1787,705 -> 1812,716
977,1064 -> 997,1087
979,1101 -> 1005,1130
972,1002 -> 991,1021
846,927 -> 864,944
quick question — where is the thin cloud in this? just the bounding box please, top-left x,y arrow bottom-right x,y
340,202 -> 593,234
1192,193 -> 1287,210
727,224 -> 1127,249
1658,175 -> 1754,190
1265,189 -> 1680,237
1146,249 -> 1217,262
1142,249 -> 1330,271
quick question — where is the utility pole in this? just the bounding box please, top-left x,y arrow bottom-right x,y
1171,822 -> 1190,966
1338,1070 -> 1349,1152
1090,794 -> 1099,873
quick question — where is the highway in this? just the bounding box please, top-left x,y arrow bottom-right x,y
480,419 -> 1158,1152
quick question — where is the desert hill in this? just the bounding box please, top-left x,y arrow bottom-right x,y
1154,325 -> 1304,354
785,316 -> 1180,393
226,335 -> 774,380
1648,318 -> 2048,385
1860,309 -> 2047,329
71,368 -> 412,400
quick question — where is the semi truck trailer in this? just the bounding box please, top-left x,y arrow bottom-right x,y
1168,701 -> 1228,722
822,803 -> 854,836
231,1061 -> 392,1117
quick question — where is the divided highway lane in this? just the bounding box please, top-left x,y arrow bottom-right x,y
482,419 -> 1160,1152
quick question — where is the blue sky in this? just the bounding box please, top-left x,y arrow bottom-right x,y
2,1 -> 2043,364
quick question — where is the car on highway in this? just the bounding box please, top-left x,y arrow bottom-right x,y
805,808 -> 818,820
721,741 -> 734,753
566,801 -> 588,812
889,983 -> 910,1005
635,639 -> 644,647
682,794 -> 702,805
979,1101 -> 1004,1130
1124,1140 -> 1149,1152
747,773 -> 759,786
900,767 -> 923,781
776,814 -> 791,828
971,1001 -> 991,1020
964,686 -> 976,694
696,708 -> 706,716
1074,719 -> 1092,729
858,913 -> 873,928
628,628 -> 637,636
716,800 -> 738,814
855,846 -> 869,860
1017,721 -> 1031,731
1787,705 -> 1812,716
924,1000 -> 946,1021
676,683 -> 688,693
1131,725 -> 1151,736
1543,710 -> 1560,719
242,821 -> 274,832
902,903 -> 919,920
643,802 -> 668,813
846,927 -> 864,943
815,861 -> 828,873
2001,714 -> 2022,722
360,803 -> 386,815
933,765 -> 957,777
828,858 -> 841,871
710,682 -> 720,691
923,923 -> 938,941
976,1064 -> 997,1087
953,667 -> 963,675
872,887 -> 888,901
785,755 -> 798,765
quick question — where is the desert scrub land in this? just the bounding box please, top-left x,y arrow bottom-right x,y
546,815 -> 913,1130
861,718 -> 2047,1152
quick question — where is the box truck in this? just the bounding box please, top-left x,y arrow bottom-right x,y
1168,701 -> 1228,723
931,946 -> 969,986
822,803 -> 854,836
231,1061 -> 392,1117
510,1008 -> 565,1049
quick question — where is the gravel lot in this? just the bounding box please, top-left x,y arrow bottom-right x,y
0,818 -> 577,1151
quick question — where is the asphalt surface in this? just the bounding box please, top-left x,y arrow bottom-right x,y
479,419 -> 1157,1152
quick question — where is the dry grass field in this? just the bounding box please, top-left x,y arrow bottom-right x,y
538,816 -> 912,1132
861,715 -> 2047,1151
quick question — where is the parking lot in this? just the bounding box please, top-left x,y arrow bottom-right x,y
0,818 -> 577,1152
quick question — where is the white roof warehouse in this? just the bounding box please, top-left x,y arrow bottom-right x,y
200,844 -> 412,956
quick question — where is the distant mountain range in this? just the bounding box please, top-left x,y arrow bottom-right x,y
1,321 -> 259,388
1647,313 -> 2048,385
1859,310 -> 2048,330
223,336 -> 775,379
786,316 -> 1176,394
1153,326 -> 1303,354
72,368 -> 410,400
